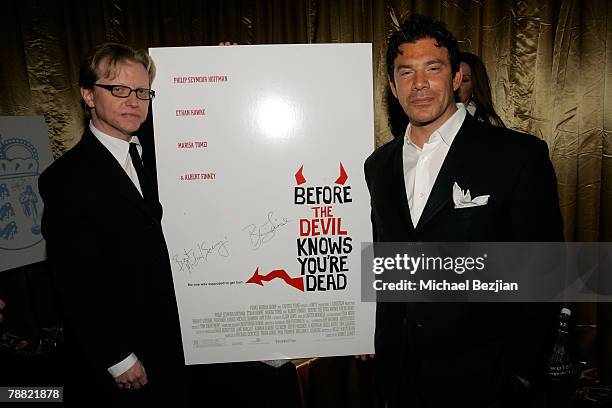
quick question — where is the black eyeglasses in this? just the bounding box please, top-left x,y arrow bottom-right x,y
94,84 -> 156,100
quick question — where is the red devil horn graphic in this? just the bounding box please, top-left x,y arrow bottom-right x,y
335,162 -> 348,185
295,165 -> 307,185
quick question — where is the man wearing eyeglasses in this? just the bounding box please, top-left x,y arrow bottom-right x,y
38,43 -> 187,406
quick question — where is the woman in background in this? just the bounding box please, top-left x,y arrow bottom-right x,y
458,52 -> 505,127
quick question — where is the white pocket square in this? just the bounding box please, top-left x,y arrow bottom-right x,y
453,182 -> 490,208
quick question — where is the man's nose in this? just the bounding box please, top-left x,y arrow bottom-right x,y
412,70 -> 429,90
125,91 -> 140,106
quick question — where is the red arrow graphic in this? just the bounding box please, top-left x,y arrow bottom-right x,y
247,267 -> 305,291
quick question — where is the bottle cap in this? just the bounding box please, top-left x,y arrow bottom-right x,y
561,308 -> 571,316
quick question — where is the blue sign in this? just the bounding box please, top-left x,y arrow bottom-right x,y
0,116 -> 54,272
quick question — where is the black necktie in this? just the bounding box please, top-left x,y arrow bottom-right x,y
129,142 -> 155,204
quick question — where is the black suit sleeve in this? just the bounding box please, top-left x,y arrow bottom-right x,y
507,139 -> 564,382
39,174 -> 133,371
509,139 -> 564,241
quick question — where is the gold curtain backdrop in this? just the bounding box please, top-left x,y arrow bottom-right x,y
1,0 -> 611,381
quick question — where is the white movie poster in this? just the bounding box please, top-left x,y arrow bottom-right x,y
150,44 -> 375,364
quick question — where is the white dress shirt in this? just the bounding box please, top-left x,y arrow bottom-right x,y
403,104 -> 467,227
89,121 -> 144,198
89,121 -> 142,377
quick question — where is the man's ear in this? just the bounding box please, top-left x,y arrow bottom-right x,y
389,79 -> 399,99
80,87 -> 95,109
452,67 -> 462,92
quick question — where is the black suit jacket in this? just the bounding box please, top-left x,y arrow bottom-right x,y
39,129 -> 184,401
365,115 -> 564,407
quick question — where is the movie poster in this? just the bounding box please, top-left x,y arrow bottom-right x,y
150,44 -> 375,364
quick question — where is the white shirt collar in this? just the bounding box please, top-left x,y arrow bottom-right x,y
404,103 -> 467,149
89,121 -> 140,163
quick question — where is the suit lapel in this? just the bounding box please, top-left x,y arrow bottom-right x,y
80,130 -> 161,223
415,116 -> 475,231
391,136 -> 415,232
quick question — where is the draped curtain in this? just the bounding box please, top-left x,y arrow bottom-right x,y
1,0 -> 611,381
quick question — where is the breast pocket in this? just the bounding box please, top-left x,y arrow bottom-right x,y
446,205 -> 494,240
453,205 -> 488,220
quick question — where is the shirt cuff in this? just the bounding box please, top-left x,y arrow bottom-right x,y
107,353 -> 138,378
261,359 -> 290,368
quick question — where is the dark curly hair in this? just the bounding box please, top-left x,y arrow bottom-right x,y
386,14 -> 460,82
